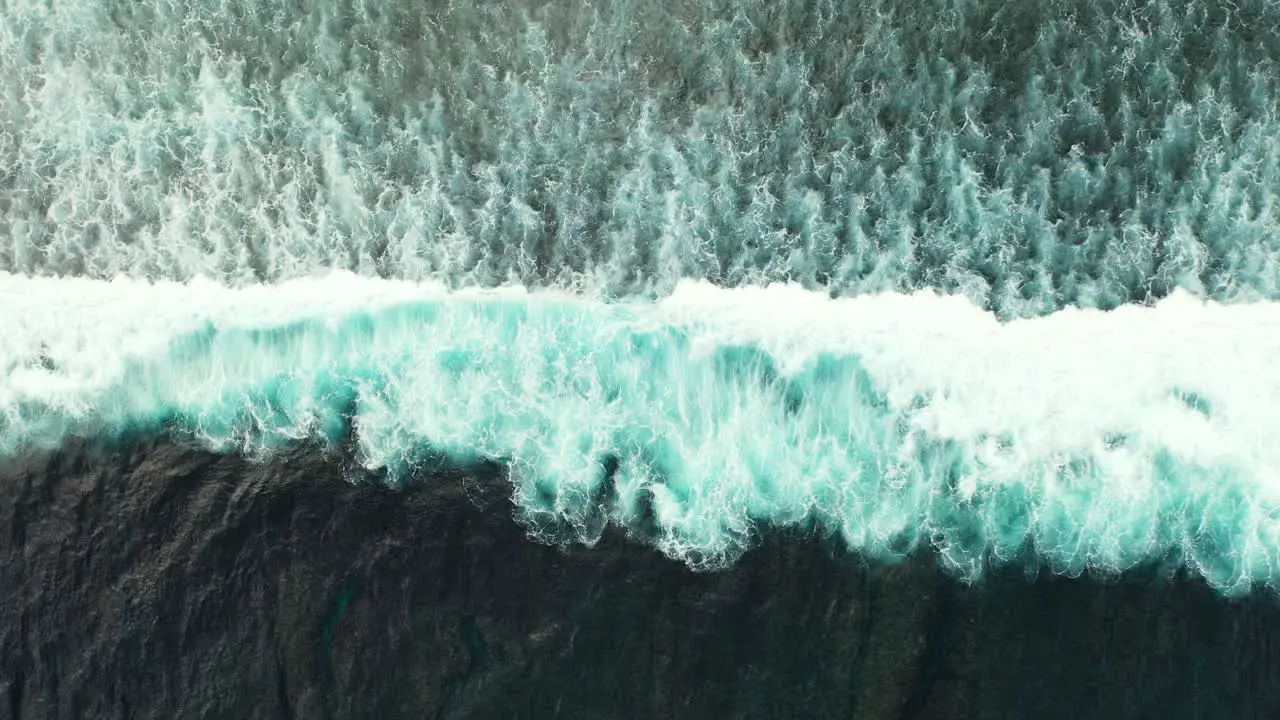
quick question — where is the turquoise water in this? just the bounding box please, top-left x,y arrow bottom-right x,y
2,0 -> 1280,592
4,274 -> 1279,593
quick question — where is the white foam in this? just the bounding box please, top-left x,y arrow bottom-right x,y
2,271 -> 1276,590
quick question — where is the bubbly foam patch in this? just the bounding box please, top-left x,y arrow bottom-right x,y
2,0 -> 1279,315
2,272 -> 1276,593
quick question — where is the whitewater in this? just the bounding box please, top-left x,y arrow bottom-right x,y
3,0 -> 1280,312
2,271 -> 1278,594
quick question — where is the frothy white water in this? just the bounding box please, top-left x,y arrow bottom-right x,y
2,0 -> 1280,315
2,272 -> 1276,592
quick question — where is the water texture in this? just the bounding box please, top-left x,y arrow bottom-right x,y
1,0 -> 1278,314
4,273 -> 1279,593
2,0 -> 1279,593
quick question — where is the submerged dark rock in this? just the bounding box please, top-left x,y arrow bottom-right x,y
0,435 -> 1278,719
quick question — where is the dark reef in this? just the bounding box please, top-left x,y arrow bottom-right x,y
1,435 -> 1278,719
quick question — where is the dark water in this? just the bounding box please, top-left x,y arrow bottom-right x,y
1,435 -> 1278,719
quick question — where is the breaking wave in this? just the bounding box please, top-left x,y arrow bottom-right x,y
3,272 -> 1278,594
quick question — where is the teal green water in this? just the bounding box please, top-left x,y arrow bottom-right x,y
4,274 -> 1279,593
2,0 -> 1279,316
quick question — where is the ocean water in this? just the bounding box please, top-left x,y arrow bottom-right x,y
2,0 -> 1280,593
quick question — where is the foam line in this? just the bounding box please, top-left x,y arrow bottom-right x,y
2,272 -> 1276,592
3,0 -> 1280,315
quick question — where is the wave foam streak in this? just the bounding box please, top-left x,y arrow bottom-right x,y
2,272 -> 1278,592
